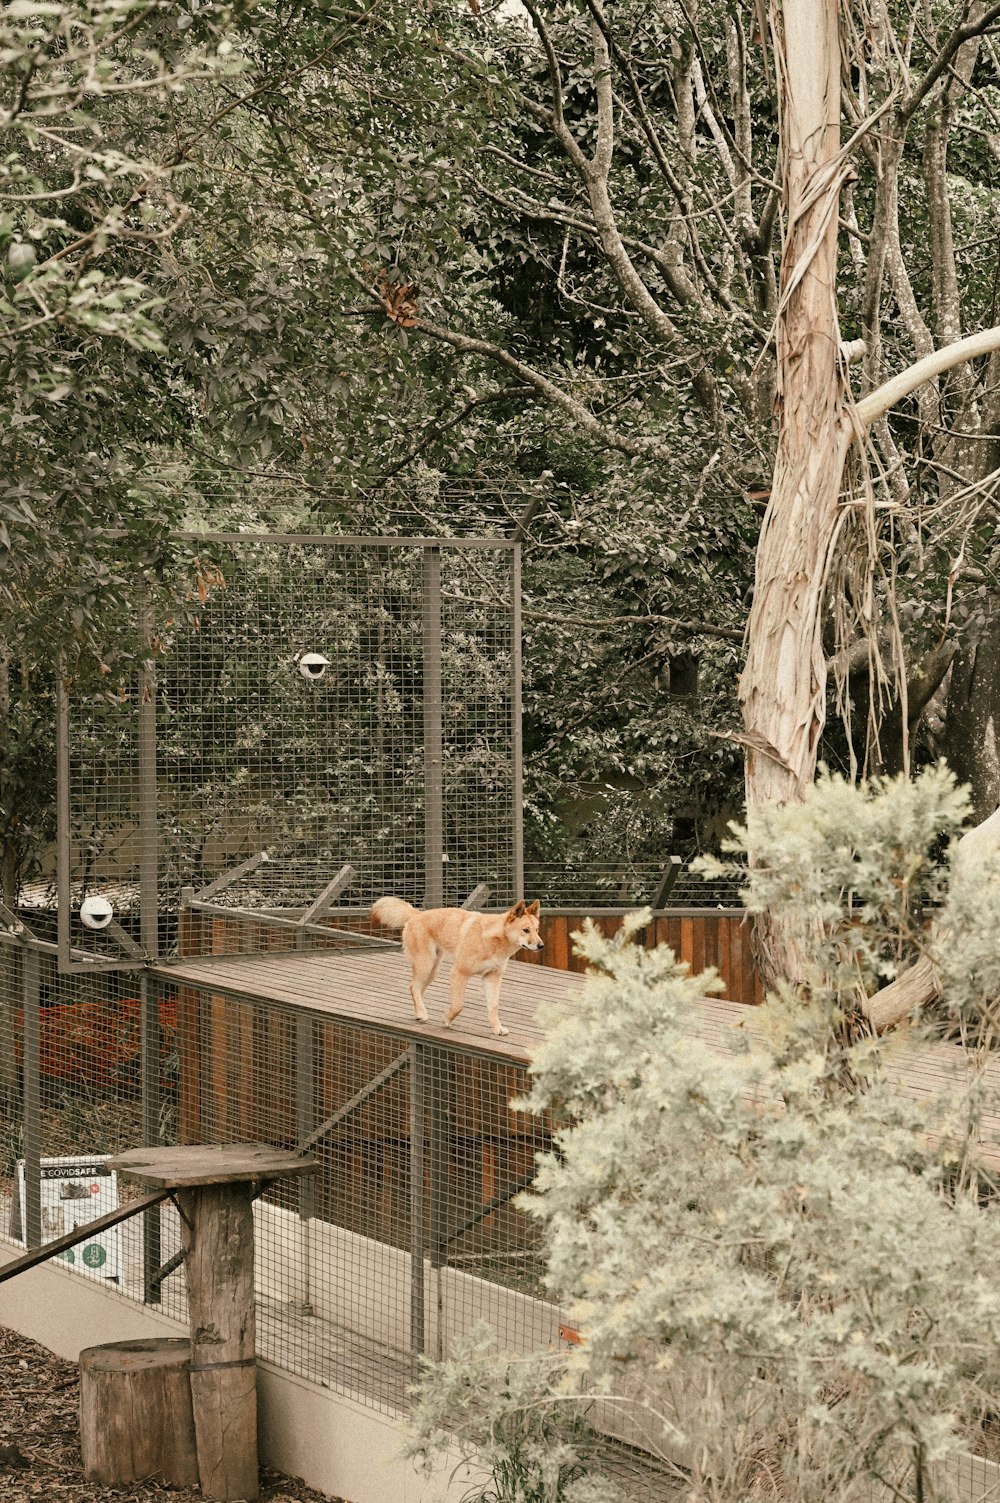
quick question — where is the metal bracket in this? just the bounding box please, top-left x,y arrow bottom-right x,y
460,883 -> 491,911
653,856 -> 683,910
299,864 -> 356,927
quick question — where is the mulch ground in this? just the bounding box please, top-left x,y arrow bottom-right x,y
0,1324 -> 346,1503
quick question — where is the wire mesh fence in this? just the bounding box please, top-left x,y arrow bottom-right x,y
157,981 -> 555,1411
57,533 -> 520,967
5,926 -> 1000,1501
0,930 -> 554,1409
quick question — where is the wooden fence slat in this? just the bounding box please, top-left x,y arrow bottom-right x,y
718,918 -> 732,999
177,986 -> 202,1145
724,919 -> 739,1004
691,914 -> 707,977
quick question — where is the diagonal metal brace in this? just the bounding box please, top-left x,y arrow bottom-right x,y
653,856 -> 683,910
440,1165 -> 539,1254
296,1052 -> 411,1155
191,851 -> 271,904
0,902 -> 36,939
300,864 -> 356,927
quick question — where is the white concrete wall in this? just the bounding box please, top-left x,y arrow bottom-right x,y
253,1199 -> 564,1358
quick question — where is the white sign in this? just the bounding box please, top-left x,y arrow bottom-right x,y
17,1155 -> 121,1282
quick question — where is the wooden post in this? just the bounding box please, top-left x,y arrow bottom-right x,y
107,1144 -> 317,1503
79,1338 -> 198,1487
178,1181 -> 259,1502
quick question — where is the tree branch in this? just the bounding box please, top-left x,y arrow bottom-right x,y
902,0 -> 1000,120
371,384 -> 532,483
855,326 -> 1000,428
412,316 -> 673,460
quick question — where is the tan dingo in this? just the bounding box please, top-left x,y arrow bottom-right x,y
371,897 -> 544,1037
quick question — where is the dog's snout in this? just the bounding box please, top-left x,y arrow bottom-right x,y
535,939 -> 545,949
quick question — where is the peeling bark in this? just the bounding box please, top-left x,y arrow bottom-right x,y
738,0 -> 850,982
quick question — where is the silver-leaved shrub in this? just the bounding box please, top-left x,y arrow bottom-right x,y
410,766 -> 1000,1502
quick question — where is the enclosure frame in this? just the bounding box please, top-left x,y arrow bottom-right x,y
55,531 -> 523,974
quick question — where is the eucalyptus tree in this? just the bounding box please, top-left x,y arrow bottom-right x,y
233,0 -> 1000,977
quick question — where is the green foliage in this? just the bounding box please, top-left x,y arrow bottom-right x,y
409,1329 -> 618,1503
411,772 -> 1000,1501
699,765 -> 971,1034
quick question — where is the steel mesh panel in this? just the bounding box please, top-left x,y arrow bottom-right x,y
145,975 -> 552,1412
59,534 -> 518,966
157,539 -> 427,911
0,932 -> 170,1282
59,679 -> 146,964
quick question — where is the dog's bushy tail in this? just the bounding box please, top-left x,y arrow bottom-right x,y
371,896 -> 415,931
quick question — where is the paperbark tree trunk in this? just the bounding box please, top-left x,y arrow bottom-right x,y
738,0 -> 851,985
738,0 -> 1000,993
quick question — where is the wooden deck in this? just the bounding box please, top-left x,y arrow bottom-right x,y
154,947 -> 1000,1165
154,947 -> 584,1064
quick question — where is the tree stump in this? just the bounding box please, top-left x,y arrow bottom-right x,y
108,1144 -> 318,1503
178,1181 -> 259,1503
79,1337 -> 198,1487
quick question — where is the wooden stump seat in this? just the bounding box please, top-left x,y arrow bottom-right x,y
107,1143 -> 317,1502
79,1337 -> 198,1487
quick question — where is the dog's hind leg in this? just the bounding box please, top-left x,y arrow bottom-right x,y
442,967 -> 470,1029
408,946 -> 440,1024
482,969 -> 509,1037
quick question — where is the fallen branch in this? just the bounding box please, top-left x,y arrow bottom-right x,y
864,805 -> 1000,1032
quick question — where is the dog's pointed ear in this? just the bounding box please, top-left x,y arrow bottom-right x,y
526,900 -> 540,916
508,900 -> 526,918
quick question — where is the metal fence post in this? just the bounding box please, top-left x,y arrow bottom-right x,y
55,671 -> 72,972
409,1040 -> 426,1372
141,971 -> 162,1303
511,543 -> 524,901
138,596 -> 159,959
428,1046 -> 447,1360
22,944 -> 41,1249
295,1014 -> 316,1314
139,601 -> 163,1301
422,547 -> 444,908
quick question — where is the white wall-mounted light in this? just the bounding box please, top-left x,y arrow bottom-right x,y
295,652 -> 331,681
80,895 -> 114,931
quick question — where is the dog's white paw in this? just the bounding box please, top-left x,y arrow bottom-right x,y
441,1015 -> 454,1028
414,1009 -> 429,1023
493,1025 -> 510,1037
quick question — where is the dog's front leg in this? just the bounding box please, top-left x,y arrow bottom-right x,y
442,967 -> 469,1028
483,969 -> 509,1037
